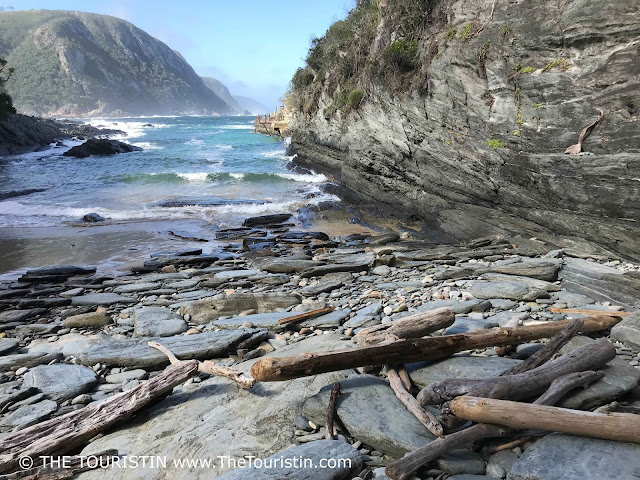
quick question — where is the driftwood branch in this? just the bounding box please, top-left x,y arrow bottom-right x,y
355,307 -> 454,346
251,316 -> 619,381
278,307 -> 335,326
148,341 -> 255,389
325,382 -> 341,440
503,318 -> 583,375
450,396 -> 640,443
0,361 -> 198,474
388,367 -> 443,437
416,338 -> 614,405
565,109 -> 604,155
533,370 -> 604,406
548,308 -> 629,317
385,368 -> 604,480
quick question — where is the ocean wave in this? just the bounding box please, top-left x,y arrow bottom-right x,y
105,171 -> 327,185
216,144 -> 233,150
130,142 -> 164,150
176,172 -> 210,182
185,138 -> 204,145
221,124 -> 253,130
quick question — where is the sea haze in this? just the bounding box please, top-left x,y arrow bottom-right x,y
0,115 -> 337,277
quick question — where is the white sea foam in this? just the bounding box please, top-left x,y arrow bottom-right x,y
131,142 -> 164,150
221,124 -> 253,130
276,172 -> 327,183
176,172 -> 210,182
229,173 -> 245,179
216,144 -> 233,150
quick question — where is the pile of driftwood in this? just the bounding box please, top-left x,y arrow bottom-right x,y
249,308 -> 636,480
0,307 -> 633,479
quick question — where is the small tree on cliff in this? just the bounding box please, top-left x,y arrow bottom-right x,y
0,58 -> 16,120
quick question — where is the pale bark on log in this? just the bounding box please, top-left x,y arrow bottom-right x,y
388,367 -> 443,437
503,318 -> 583,375
417,338 -> 614,405
325,382 -> 341,440
397,365 -> 413,391
148,341 -> 255,389
450,396 -> 640,443
0,361 -> 198,474
355,307 -> 454,346
251,316 -> 619,382
278,307 -> 335,326
386,370 -> 604,480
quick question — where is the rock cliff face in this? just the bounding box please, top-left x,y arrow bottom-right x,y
287,0 -> 640,260
0,10 -> 232,117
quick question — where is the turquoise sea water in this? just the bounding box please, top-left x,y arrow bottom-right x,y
0,116 -> 337,276
0,116 -> 334,228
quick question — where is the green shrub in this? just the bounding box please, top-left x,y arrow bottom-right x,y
291,68 -> 315,90
347,88 -> 364,108
459,23 -> 473,42
520,66 -> 536,73
0,58 -> 15,119
486,139 -> 506,150
384,39 -> 419,72
542,59 -> 570,72
445,26 -> 457,39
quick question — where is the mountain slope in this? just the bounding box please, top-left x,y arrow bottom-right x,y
0,10 -> 233,116
287,0 -> 640,260
201,76 -> 241,113
233,95 -> 268,115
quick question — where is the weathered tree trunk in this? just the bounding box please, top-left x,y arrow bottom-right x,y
251,316 -> 619,382
416,338 -> 614,405
0,361 -> 198,474
355,307 -> 454,345
386,370 -> 604,480
450,396 -> 640,443
502,318 -> 583,375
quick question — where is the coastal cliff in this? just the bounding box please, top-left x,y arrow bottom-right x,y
287,0 -> 640,260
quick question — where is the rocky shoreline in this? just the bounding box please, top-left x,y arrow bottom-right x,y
0,213 -> 639,479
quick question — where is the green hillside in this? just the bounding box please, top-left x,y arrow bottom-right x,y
0,10 -> 233,116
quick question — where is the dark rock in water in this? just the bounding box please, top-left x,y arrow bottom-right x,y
0,188 -> 47,201
217,440 -> 364,479
150,248 -> 203,257
243,213 -> 292,227
62,139 -> 142,158
18,265 -> 97,284
0,114 -> 64,155
143,123 -> 154,127
155,198 -> 269,208
277,231 -> 330,241
215,227 -> 264,240
168,230 -> 208,242
82,212 -> 105,223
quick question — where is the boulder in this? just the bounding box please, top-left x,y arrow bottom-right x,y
486,258 -> 562,281
64,311 -> 112,328
467,281 -> 549,301
62,139 -> 142,158
132,307 -> 188,337
303,374 -> 435,457
610,311 -> 640,350
0,400 -> 57,430
178,293 -> 301,324
71,293 -> 137,306
82,213 -> 105,223
23,364 -> 97,401
243,214 -> 292,226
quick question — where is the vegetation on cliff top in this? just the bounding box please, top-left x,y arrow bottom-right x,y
0,58 -> 15,120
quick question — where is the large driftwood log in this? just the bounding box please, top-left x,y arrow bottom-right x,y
450,396 -> 640,443
388,367 -> 443,437
355,307 -> 454,346
0,361 -> 198,474
251,316 -> 619,382
148,341 -> 255,389
416,338 -> 614,405
386,370 -> 604,480
503,318 -> 583,375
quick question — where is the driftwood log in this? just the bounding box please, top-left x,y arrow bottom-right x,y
325,382 -> 341,440
278,307 -> 335,326
502,318 -> 583,375
251,316 -> 620,381
386,370 -> 604,480
148,341 -> 255,389
416,338 -> 615,405
548,308 -> 629,317
0,360 -> 198,474
450,396 -> 640,443
387,367 -> 443,437
355,307 -> 454,346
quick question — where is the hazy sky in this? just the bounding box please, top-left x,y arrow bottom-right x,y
5,0 -> 354,107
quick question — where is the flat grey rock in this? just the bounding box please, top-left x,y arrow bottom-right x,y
64,311 -> 112,328
550,291 -> 595,308
105,369 -> 149,384
482,273 -> 562,292
559,358 -> 640,410
611,311 -> 640,350
300,309 -> 350,329
436,449 -> 486,475
23,364 -> 97,401
214,269 -> 261,280
342,302 -> 382,329
0,399 -> 57,430
0,338 -> 19,355
303,374 -> 435,457
400,299 -> 490,316
486,258 -> 562,281
444,316 -> 500,335
132,307 -> 188,337
0,308 -> 47,324
300,253 -> 374,278
212,312 -> 293,330
71,293 -> 137,306
300,279 -> 344,297
406,355 -> 521,389
468,281 -> 548,301
217,440 -> 364,479
178,293 -> 301,324
113,282 -> 160,293
77,328 -> 267,368
254,258 -> 323,274
165,279 -> 201,289
485,311 -> 530,327
508,434 -> 640,480
0,352 -> 63,372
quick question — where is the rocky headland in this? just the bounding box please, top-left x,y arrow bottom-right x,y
0,211 -> 639,479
